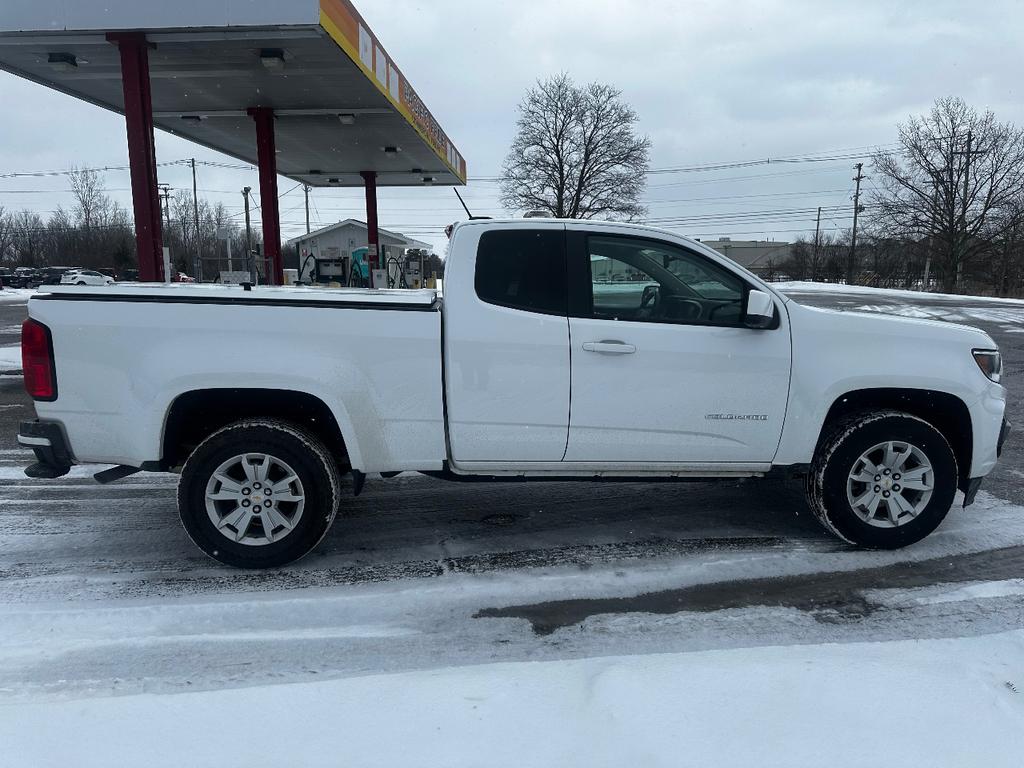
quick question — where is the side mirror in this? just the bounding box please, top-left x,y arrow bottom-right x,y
744,289 -> 775,329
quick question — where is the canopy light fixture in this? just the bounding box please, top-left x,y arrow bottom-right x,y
259,48 -> 286,71
47,52 -> 77,72
422,176 -> 435,185
337,113 -> 356,125
382,146 -> 400,155
328,178 -> 340,184
308,169 -> 322,175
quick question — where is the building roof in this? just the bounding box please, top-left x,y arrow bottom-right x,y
287,219 -> 431,250
0,0 -> 466,188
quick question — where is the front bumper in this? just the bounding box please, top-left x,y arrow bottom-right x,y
17,420 -> 73,478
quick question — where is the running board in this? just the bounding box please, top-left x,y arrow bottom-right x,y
445,461 -> 771,479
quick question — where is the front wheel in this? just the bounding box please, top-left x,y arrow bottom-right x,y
178,419 -> 341,568
807,411 -> 958,549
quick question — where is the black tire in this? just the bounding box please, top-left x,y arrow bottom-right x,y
807,410 -> 958,549
76,281 -> 86,286
178,419 -> 341,568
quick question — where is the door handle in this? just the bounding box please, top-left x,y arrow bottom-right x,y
582,340 -> 636,355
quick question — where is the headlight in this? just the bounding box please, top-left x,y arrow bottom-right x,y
973,349 -> 1002,383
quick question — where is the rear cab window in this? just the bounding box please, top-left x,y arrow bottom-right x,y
474,229 -> 567,315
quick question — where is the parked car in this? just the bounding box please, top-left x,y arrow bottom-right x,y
37,267 -> 78,286
16,219 -> 1009,568
14,267 -> 40,288
0,267 -> 14,288
60,269 -> 115,286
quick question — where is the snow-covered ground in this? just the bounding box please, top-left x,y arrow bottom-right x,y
848,302 -> 1024,332
3,631 -> 1022,768
0,344 -> 20,372
0,288 -> 33,304
776,280 -> 1024,304
2,440 -> 1023,765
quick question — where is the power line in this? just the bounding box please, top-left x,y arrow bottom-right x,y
468,143 -> 899,181
0,159 -> 192,180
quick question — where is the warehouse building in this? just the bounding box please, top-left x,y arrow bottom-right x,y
700,238 -> 792,274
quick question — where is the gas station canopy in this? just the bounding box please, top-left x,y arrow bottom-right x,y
0,0 -> 467,283
0,0 -> 467,188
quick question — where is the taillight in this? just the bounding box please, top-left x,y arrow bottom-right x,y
22,319 -> 57,401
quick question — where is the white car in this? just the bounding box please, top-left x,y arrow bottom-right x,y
17,218 -> 1009,567
60,269 -> 115,286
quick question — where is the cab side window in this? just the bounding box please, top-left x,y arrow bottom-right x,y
586,235 -> 746,326
475,230 -> 567,315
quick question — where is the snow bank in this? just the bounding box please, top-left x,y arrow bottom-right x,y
852,303 -> 1024,327
0,288 -> 34,304
775,281 -> 1024,304
2,631 -> 1021,767
0,344 -> 20,372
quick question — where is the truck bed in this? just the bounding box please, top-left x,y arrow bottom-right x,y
28,283 -> 446,471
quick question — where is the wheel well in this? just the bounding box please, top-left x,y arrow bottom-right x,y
162,389 -> 349,470
821,388 -> 972,489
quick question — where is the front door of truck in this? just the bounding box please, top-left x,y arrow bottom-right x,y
444,223 -> 570,463
564,231 -> 791,464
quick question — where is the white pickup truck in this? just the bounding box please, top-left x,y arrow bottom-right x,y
18,219 -> 1009,567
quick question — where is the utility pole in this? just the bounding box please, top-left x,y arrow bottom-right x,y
849,162 -> 865,284
243,186 -> 253,282
242,187 -> 253,253
951,129 -> 986,290
157,184 -> 172,230
304,184 -> 311,234
923,180 -> 941,292
191,158 -> 202,281
813,205 -> 822,278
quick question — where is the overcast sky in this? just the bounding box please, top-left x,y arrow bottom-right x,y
0,0 -> 1021,255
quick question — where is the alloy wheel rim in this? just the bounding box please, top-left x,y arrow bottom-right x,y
204,452 -> 305,546
846,440 -> 934,528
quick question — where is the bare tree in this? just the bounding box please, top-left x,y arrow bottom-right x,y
10,210 -> 46,267
870,97 -> 1024,292
501,73 -> 650,219
69,168 -> 110,230
0,207 -> 14,265
989,198 -> 1024,296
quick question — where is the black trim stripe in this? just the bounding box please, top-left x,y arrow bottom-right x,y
33,292 -> 441,312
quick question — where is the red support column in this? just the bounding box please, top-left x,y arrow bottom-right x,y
361,171 -> 379,277
109,33 -> 162,282
248,107 -> 283,286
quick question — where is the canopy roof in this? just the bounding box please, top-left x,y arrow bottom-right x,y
0,0 -> 466,188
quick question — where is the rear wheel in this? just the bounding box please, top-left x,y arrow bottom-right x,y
807,411 -> 958,549
178,419 -> 341,568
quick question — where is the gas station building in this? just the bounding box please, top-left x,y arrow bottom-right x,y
0,0 -> 466,284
